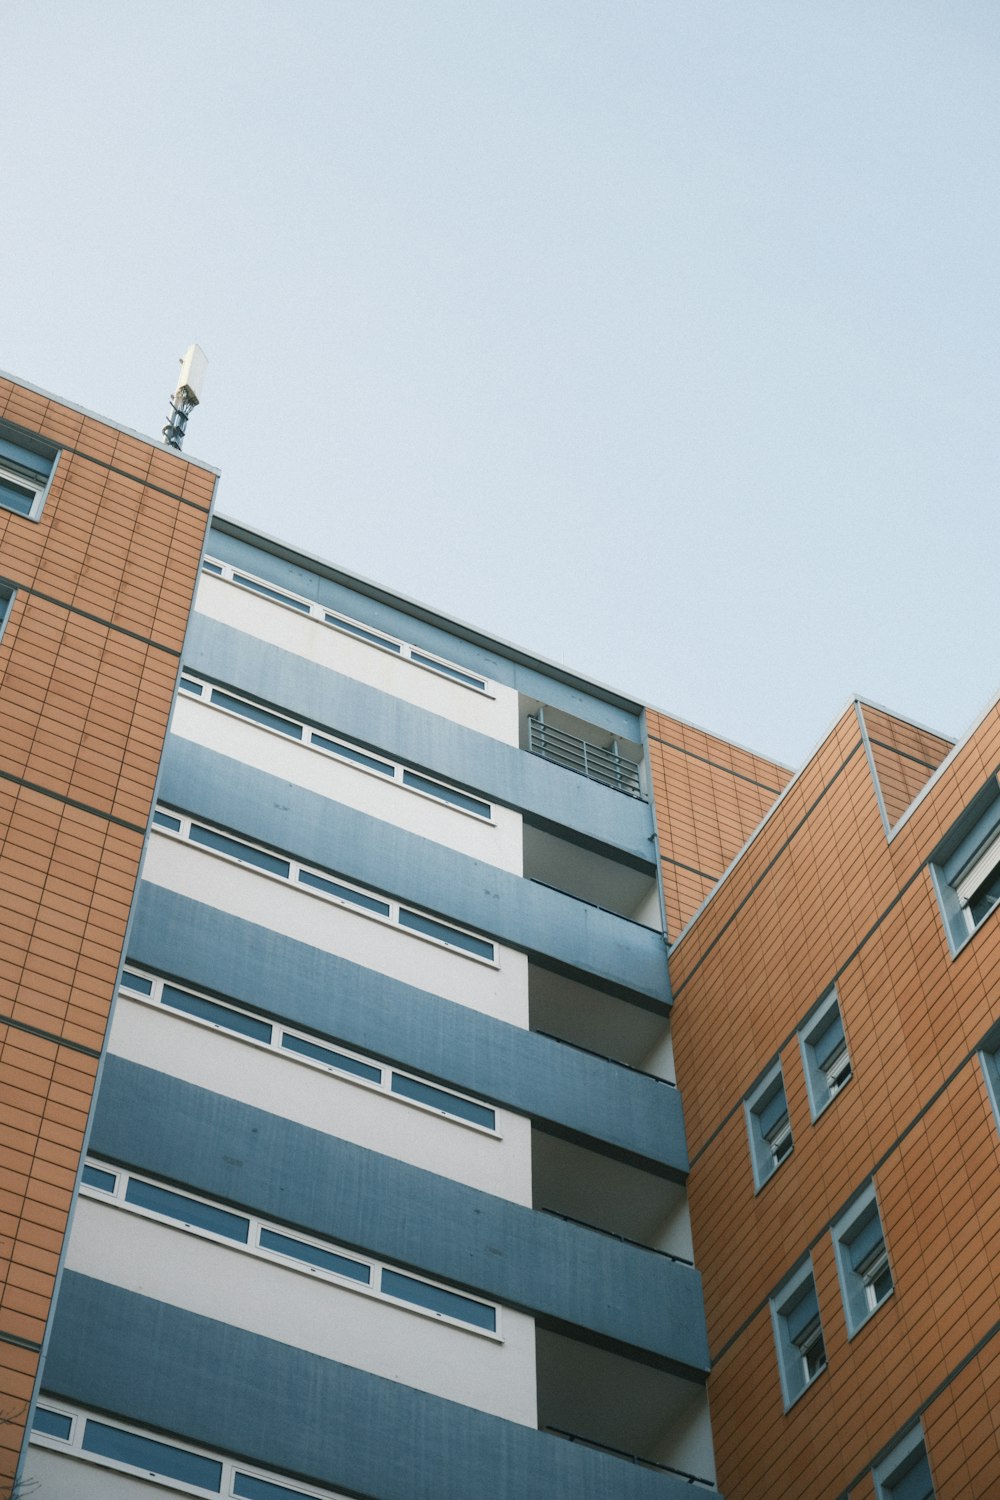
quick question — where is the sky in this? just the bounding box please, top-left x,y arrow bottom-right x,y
3,2 -> 999,769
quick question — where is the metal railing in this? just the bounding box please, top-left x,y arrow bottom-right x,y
527,716 -> 643,798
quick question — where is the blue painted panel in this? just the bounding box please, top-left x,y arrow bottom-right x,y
44,1276 -> 718,1500
210,524 -> 644,743
184,613 -> 654,865
90,1058 -> 708,1372
129,885 -> 686,1174
157,738 -> 669,1006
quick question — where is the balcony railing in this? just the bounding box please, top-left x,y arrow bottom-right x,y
527,717 -> 643,799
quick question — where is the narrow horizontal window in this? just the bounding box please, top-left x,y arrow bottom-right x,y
325,612 -> 401,652
155,808 -> 496,964
152,809 -> 182,831
82,1419 -> 224,1491
124,1177 -> 250,1243
179,673 -> 204,695
380,1267 -> 496,1332
121,968 -> 499,1136
280,1032 -> 382,1084
398,907 -> 495,960
120,969 -> 153,995
234,1473 -> 320,1500
297,867 -> 391,916
210,687 -> 303,739
410,651 -> 486,691
310,732 -> 394,776
202,559 -> 491,695
32,1407 -> 72,1441
81,1164 -> 117,1193
258,1227 -> 371,1284
233,572 -> 310,612
401,770 -> 491,819
161,982 -> 273,1044
84,1158 -> 500,1335
189,822 -> 291,878
390,1072 -> 495,1130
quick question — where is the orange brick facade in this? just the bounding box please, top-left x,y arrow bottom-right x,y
0,378 -> 215,1485
652,697 -> 1000,1497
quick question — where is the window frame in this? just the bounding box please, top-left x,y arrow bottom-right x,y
798,988 -> 852,1120
0,423 -> 59,523
832,1183 -> 893,1336
931,778 -> 1000,955
873,1423 -> 935,1500
745,1060 -> 793,1191
770,1258 -> 827,1409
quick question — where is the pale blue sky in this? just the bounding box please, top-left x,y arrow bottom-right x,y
4,3 -> 999,766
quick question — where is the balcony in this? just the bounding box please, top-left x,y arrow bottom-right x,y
527,715 -> 643,799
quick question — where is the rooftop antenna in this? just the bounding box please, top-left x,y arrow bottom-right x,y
162,343 -> 208,451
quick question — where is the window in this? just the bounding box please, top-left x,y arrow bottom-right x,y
874,1425 -> 935,1500
80,1158 -> 500,1336
798,988 -> 851,1119
931,779 -> 1000,953
0,583 -> 12,640
745,1062 -> 793,1189
0,424 -> 57,520
770,1260 -> 826,1407
833,1185 -> 893,1334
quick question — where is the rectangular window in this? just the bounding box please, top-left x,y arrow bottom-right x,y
82,1419 -> 224,1490
189,822 -> 291,879
833,1185 -> 893,1334
280,1031 -> 382,1084
380,1267 -> 497,1332
81,1164 -> 117,1193
932,780 -> 1000,953
32,1406 -> 72,1441
161,982 -> 274,1044
233,572 -> 310,612
390,1072 -> 496,1131
398,907 -> 495,961
324,612 -> 401,652
124,1178 -> 250,1243
0,425 -> 57,521
745,1061 -> 793,1189
799,988 -> 851,1119
401,769 -> 491,819
771,1259 -> 826,1407
297,867 -> 391,916
311,732 -> 394,776
874,1425 -> 935,1500
0,584 -> 12,639
258,1226 -> 371,1285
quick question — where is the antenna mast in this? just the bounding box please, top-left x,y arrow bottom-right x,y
163,344 -> 208,450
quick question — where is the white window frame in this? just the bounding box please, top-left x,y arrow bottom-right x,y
200,557 -> 495,697
119,967 -> 500,1137
30,1399 -> 354,1500
150,805 -> 498,966
798,988 -> 852,1120
80,1158 -> 502,1339
178,672 -> 494,824
745,1060 -> 793,1190
832,1184 -> 893,1336
931,779 -> 1000,955
0,426 -> 58,523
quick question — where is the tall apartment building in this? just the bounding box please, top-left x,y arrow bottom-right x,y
2,370 -> 999,1498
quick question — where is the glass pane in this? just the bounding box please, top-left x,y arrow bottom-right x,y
326,614 -> 401,652
380,1268 -> 496,1331
970,864 -> 1000,926
390,1073 -> 495,1130
161,984 -> 273,1044
401,771 -> 491,819
81,1164 -> 117,1193
210,689 -> 302,739
409,652 -> 485,691
124,1178 -> 249,1243
189,824 -> 290,878
259,1226 -> 370,1284
0,475 -> 36,515
398,908 -> 494,960
202,559 -> 225,575
152,810 -> 182,831
179,675 -> 204,695
310,733 -> 393,777
297,868 -> 390,916
33,1406 -> 72,1440
120,970 -> 153,995
234,573 -> 310,612
82,1420 -> 223,1490
280,1032 -> 381,1083
234,1473 -> 314,1500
